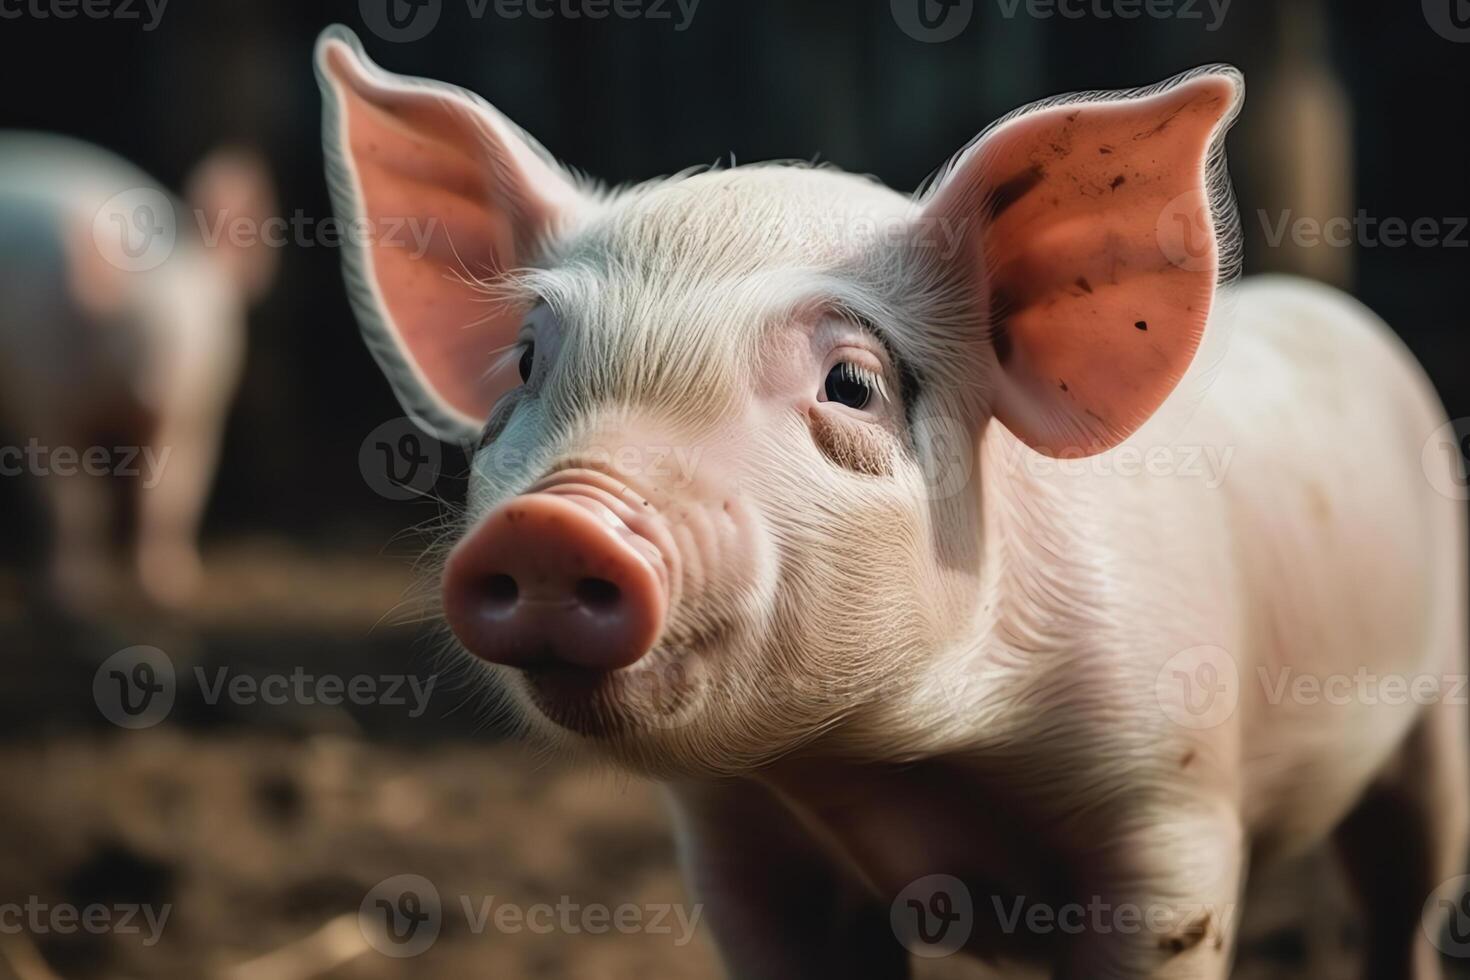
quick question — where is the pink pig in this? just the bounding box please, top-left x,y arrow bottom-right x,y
318,26 -> 1467,979
0,133 -> 275,609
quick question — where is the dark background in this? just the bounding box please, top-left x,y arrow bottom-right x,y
2,0 -> 1465,543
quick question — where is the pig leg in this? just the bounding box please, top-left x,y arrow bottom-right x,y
43,467 -> 115,609
1053,809 -> 1244,980
133,414 -> 217,607
1333,693 -> 1470,980
668,780 -> 910,980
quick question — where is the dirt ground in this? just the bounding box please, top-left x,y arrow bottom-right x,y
0,541 -> 1465,980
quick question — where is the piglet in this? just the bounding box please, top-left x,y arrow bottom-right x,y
317,26 -> 1467,979
0,133 -> 275,609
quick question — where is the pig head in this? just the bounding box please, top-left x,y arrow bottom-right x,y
316,26 -> 1240,776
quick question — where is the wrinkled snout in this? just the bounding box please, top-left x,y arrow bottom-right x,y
442,481 -> 668,670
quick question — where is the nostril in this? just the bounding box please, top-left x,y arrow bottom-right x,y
443,490 -> 668,670
575,577 -> 621,610
483,573 -> 519,609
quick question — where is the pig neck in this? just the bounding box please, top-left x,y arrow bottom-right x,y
755,424 -> 1119,857
867,419 -> 1116,757
972,421 -> 1118,694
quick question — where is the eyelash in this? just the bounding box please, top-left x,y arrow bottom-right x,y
834,360 -> 888,402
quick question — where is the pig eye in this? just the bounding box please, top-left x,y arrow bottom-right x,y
517,342 -> 535,383
823,361 -> 877,411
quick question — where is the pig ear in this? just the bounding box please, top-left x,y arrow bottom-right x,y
921,67 -> 1242,457
185,147 -> 279,303
315,25 -> 584,442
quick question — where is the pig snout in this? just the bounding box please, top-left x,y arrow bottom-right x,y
443,473 -> 670,670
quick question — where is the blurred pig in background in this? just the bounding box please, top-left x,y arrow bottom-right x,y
0,134 -> 275,611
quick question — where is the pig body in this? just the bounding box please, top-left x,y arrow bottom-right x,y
671,273 -> 1468,979
0,132 -> 273,608
317,28 -> 1467,978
